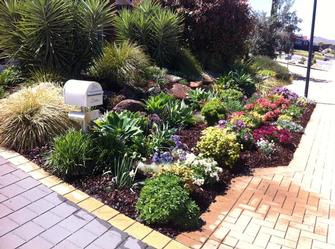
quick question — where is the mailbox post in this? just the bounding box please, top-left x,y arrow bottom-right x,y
63,80 -> 104,132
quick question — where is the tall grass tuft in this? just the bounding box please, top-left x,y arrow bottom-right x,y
0,83 -> 75,152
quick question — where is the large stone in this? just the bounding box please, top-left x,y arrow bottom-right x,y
190,81 -> 203,89
168,83 -> 192,99
165,74 -> 182,83
202,73 -> 215,84
113,99 -> 146,112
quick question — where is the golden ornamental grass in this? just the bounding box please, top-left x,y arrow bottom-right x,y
0,83 -> 75,152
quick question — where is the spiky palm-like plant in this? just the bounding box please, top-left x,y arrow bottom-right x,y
114,0 -> 183,67
0,0 -> 115,77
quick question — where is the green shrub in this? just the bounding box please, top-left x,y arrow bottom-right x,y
223,100 -> 244,113
197,127 -> 241,169
217,70 -> 256,97
251,56 -> 290,82
0,83 -> 74,152
216,88 -> 244,102
136,173 -> 200,229
114,0 -> 183,67
0,0 -> 114,76
89,41 -> 151,88
170,48 -> 202,81
0,66 -> 24,86
201,99 -> 226,126
47,130 -> 93,179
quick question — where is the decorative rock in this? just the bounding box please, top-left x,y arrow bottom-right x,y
168,83 -> 192,99
165,74 -> 182,83
202,73 -> 214,84
190,81 -> 203,89
113,99 -> 146,112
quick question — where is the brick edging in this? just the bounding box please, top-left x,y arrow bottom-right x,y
0,148 -> 189,249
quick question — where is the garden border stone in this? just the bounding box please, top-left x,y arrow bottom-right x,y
0,147 -> 190,249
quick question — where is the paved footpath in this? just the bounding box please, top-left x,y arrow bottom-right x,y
0,159 -> 151,248
177,103 -> 335,249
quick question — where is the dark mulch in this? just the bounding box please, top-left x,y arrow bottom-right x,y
23,103 -> 315,238
177,122 -> 207,150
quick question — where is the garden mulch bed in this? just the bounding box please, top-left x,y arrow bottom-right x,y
23,103 -> 316,238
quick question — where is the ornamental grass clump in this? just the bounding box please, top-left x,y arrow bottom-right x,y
47,130 -> 94,179
197,127 -> 241,169
0,83 -> 74,152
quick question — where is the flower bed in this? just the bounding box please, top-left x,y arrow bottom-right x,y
21,84 -> 315,237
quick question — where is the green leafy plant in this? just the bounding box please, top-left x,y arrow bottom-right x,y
197,127 -> 241,169
144,66 -> 168,86
217,70 -> 256,97
104,156 -> 137,189
0,86 -> 5,98
282,104 -> 303,119
47,130 -> 93,179
201,99 -> 227,126
114,0 -> 183,67
145,93 -> 174,114
187,88 -> 213,110
0,83 -> 74,152
145,123 -> 176,155
93,111 -> 146,170
165,100 -> 194,128
0,66 -> 24,86
136,173 -> 200,229
89,41 -> 151,88
146,93 -> 193,128
0,0 -> 115,76
223,99 -> 244,113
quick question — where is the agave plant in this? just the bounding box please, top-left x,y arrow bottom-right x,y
114,0 -> 183,67
0,0 -> 115,77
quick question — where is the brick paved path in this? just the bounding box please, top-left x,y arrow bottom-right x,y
0,160 -> 150,248
177,104 -> 335,249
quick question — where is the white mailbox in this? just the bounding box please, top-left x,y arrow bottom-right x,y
64,80 -> 103,107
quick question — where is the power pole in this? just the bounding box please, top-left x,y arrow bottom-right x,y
304,0 -> 318,98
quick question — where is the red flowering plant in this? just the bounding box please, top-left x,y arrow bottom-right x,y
253,125 -> 291,144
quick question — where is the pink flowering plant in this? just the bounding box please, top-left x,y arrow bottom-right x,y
253,125 -> 291,144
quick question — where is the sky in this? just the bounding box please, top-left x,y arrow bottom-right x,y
249,0 -> 335,40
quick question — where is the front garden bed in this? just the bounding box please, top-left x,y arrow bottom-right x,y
21,87 -> 315,238
0,0 -> 315,241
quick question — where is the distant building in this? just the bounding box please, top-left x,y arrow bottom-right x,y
293,35 -> 320,51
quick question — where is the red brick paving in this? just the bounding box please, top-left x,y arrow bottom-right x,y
177,104 -> 335,249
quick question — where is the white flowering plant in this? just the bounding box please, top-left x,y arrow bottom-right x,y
183,153 -> 223,186
256,138 -> 276,157
276,120 -> 304,133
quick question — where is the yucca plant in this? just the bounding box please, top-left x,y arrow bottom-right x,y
114,0 -> 183,67
0,83 -> 75,152
0,0 -> 114,77
89,41 -> 151,88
